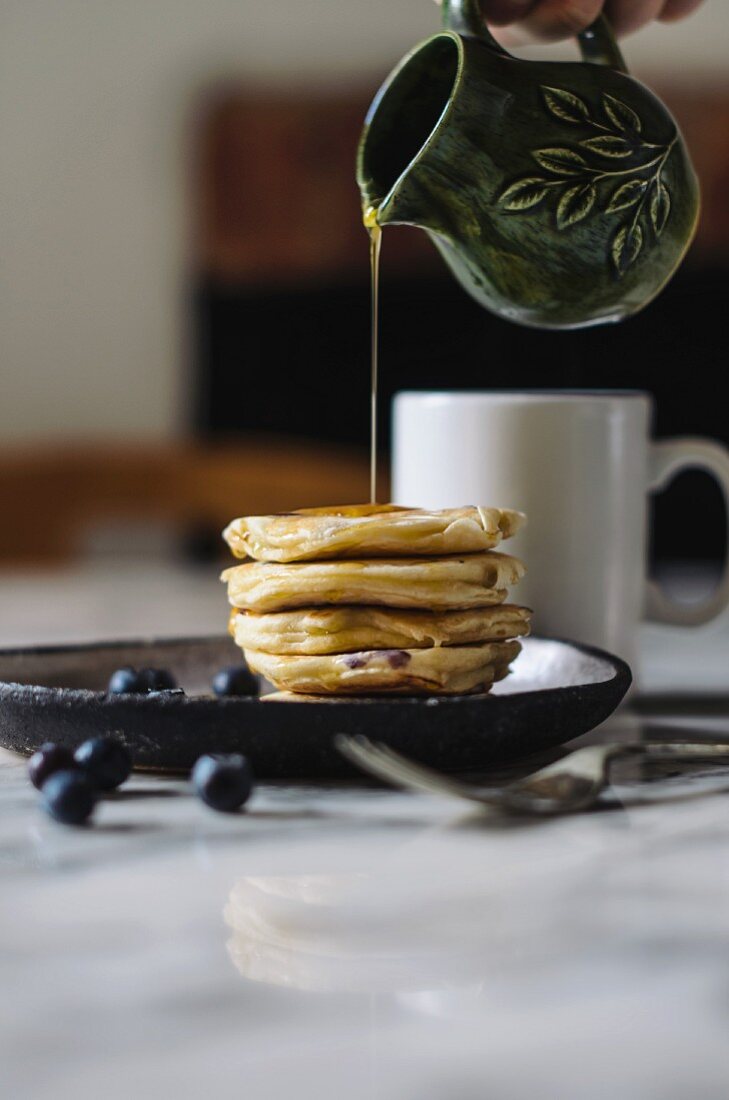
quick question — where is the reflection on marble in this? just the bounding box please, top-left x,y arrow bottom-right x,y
4,715 -> 729,1100
224,870 -> 509,994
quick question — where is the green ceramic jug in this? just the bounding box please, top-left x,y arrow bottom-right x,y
357,0 -> 699,329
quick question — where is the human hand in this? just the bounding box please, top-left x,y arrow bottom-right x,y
472,1 -> 704,42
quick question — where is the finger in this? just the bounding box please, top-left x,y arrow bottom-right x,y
505,0 -> 605,42
604,0 -> 664,37
658,0 -> 704,22
477,0 -> 537,25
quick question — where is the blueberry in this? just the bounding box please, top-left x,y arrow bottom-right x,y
40,770 -> 96,825
107,666 -> 178,694
141,668 -> 178,692
107,666 -> 146,694
212,665 -> 258,698
192,754 -> 253,812
28,743 -> 76,790
74,736 -> 132,791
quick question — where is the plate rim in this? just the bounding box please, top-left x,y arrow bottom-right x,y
0,633 -> 632,707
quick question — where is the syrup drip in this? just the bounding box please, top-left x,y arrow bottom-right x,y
364,205 -> 382,505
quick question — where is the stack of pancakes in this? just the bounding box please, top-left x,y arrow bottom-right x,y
221,504 -> 530,696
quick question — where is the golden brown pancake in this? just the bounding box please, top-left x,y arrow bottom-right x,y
230,604 -> 531,655
223,504 -> 525,563
242,640 -> 521,696
222,552 -> 525,614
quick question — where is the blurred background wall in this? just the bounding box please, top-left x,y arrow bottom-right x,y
1,0 -> 436,443
2,0 -> 727,442
1,0 -> 728,564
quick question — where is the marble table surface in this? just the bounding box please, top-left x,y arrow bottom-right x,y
2,560 -> 729,1099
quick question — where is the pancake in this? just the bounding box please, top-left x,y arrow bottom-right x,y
243,640 -> 521,696
230,604 -> 531,655
222,552 -> 525,614
223,504 -> 525,563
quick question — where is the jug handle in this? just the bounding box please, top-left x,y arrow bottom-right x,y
577,15 -> 628,73
442,2 -> 628,75
441,0 -> 508,51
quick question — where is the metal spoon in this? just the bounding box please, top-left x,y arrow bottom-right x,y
335,736 -> 729,816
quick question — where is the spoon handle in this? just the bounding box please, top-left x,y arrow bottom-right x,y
638,741 -> 729,760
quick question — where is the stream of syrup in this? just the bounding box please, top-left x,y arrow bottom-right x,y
364,205 -> 382,504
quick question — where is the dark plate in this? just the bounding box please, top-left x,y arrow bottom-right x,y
0,635 -> 630,778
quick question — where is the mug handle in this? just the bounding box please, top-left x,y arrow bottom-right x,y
442,3 -> 628,74
645,438 -> 729,626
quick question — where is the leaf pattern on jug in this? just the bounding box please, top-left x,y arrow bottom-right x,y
602,94 -> 642,135
606,179 -> 648,213
498,177 -> 551,210
532,148 -> 588,175
650,182 -> 671,236
542,86 -> 591,125
496,86 -> 676,276
557,183 -> 597,229
612,224 -> 644,273
581,135 -> 635,158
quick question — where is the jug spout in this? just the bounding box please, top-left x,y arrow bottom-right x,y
357,33 -> 463,233
357,7 -> 699,329
362,172 -> 442,235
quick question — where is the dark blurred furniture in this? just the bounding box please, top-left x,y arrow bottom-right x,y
0,441 -> 382,565
193,82 -> 729,563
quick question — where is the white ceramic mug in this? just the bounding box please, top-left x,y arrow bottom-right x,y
392,391 -> 729,672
